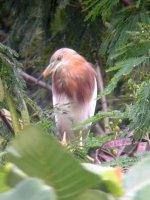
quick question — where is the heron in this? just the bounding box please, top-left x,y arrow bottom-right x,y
38,48 -> 97,143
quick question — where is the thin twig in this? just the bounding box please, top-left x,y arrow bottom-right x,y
18,69 -> 52,91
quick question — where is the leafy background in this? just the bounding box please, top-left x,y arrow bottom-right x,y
0,0 -> 150,199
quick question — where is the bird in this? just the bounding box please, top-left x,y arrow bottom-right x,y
38,48 -> 97,143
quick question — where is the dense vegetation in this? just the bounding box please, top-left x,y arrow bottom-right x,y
0,0 -> 150,199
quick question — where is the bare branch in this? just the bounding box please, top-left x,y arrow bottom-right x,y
18,69 -> 52,91
96,66 -> 109,134
93,52 -> 109,134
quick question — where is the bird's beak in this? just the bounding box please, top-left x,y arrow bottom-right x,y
37,62 -> 56,81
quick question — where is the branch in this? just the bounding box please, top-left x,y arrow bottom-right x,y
122,0 -> 134,6
94,52 -> 109,134
96,66 -> 109,134
18,69 -> 52,91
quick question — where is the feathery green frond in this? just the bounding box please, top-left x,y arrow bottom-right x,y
98,56 -> 149,98
127,80 -> 150,140
0,43 -> 30,133
73,110 -> 125,130
101,12 -> 150,63
84,0 -> 120,21
0,43 -> 26,108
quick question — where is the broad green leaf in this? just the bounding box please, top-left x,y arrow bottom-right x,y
5,163 -> 27,187
82,163 -> 124,197
132,182 -> 150,200
0,163 -> 26,192
0,178 -> 56,200
76,189 -> 115,200
121,182 -> 150,200
0,167 -> 10,193
7,125 -> 100,200
124,157 -> 150,193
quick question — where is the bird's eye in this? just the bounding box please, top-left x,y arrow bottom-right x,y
57,56 -> 62,61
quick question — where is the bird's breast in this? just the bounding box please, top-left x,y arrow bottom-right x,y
52,63 -> 96,104
52,78 -> 97,140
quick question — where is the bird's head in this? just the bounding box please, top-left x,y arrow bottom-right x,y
38,47 -> 97,104
38,48 -> 77,80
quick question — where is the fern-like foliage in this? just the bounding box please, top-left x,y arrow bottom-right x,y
3,0 -> 41,51
110,23 -> 150,60
0,43 -> 25,108
127,80 -> 150,140
98,24 -> 150,94
73,110 -> 125,130
98,56 -> 149,98
84,0 -> 150,139
84,0 -> 150,61
83,0 -> 120,21
101,24 -> 150,139
0,43 -> 30,133
105,24 -> 150,139
101,12 -> 150,62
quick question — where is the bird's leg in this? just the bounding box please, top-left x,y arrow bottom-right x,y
60,131 -> 68,146
79,130 -> 84,148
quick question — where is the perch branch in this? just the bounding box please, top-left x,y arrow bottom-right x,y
18,69 -> 52,91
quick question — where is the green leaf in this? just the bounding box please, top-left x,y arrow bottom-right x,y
123,157 -> 150,196
5,163 -> 27,187
0,167 -> 10,193
132,182 -> 150,200
0,178 -> 56,200
76,190 -> 115,200
82,163 -> 124,197
7,125 -> 100,200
